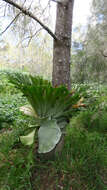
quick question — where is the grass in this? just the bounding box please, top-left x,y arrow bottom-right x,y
31,125 -> 107,190
0,75 -> 107,190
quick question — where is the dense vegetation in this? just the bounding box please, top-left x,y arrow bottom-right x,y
0,73 -> 106,190
72,0 -> 107,83
0,0 -> 107,189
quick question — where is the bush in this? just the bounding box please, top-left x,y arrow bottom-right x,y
0,93 -> 28,130
56,126 -> 107,190
70,109 -> 107,133
0,72 -> 20,95
72,83 -> 107,111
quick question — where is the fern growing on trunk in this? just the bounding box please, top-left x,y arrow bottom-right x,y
6,71 -> 80,153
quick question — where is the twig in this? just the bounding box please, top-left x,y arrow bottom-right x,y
0,12 -> 21,35
3,3 -> 7,16
18,28 -> 43,47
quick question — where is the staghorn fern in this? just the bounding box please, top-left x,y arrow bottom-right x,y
6,71 -> 80,153
7,72 -> 80,120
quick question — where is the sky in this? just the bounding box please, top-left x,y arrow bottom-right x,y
45,0 -> 93,29
73,0 -> 92,27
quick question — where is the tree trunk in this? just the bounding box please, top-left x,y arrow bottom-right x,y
52,0 -> 74,90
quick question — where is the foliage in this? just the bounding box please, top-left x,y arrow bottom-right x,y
0,137 -> 33,190
6,72 -> 80,118
71,0 -> 107,83
0,98 -> 35,189
0,72 -> 36,132
72,83 -> 107,106
71,83 -> 107,133
5,71 -> 80,153
61,126 -> 107,190
32,125 -> 107,190
0,93 -> 27,122
0,72 -> 20,95
0,78 -> 106,190
70,110 -> 107,133
71,48 -> 107,83
38,120 -> 61,153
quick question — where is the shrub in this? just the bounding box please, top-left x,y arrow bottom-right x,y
70,109 -> 107,133
56,126 -> 107,190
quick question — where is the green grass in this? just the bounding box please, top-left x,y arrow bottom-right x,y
0,76 -> 107,190
0,126 -> 106,190
31,125 -> 107,190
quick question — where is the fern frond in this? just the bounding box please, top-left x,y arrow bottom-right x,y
5,71 -> 80,122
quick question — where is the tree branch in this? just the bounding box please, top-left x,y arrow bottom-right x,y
2,0 -> 58,40
0,12 -> 21,35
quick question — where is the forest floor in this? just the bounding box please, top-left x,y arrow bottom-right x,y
0,74 -> 107,190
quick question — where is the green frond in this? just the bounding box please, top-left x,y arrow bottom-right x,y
4,71 -> 81,153
5,71 -> 80,121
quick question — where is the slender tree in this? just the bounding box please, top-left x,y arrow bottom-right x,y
52,0 -> 74,89
1,0 -> 74,89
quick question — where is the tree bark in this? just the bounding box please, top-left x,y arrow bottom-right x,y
52,0 -> 74,90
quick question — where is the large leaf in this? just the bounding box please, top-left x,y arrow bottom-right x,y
38,120 -> 61,153
20,129 -> 36,146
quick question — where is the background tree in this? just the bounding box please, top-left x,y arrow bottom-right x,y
71,0 -> 107,83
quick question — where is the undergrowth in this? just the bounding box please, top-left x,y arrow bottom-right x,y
0,74 -> 106,190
